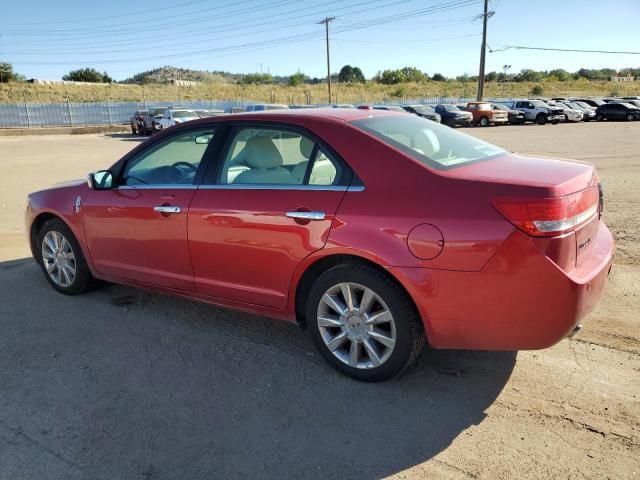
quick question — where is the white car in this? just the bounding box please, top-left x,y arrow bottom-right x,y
549,102 -> 583,122
158,109 -> 199,129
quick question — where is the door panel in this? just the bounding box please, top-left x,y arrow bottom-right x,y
83,188 -> 196,290
188,188 -> 346,308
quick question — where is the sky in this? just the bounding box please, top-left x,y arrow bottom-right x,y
1,0 -> 639,81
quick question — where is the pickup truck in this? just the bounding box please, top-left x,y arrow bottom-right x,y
499,100 -> 564,125
464,101 -> 508,126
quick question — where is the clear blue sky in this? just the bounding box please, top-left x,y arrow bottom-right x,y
1,0 -> 639,81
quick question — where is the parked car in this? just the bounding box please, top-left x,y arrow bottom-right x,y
26,108 -> 613,381
245,104 -> 289,111
464,101 -> 508,127
130,110 -> 147,134
402,105 -> 441,123
574,98 -> 606,108
622,96 -> 640,101
332,104 -> 355,109
491,103 -> 525,125
158,109 -> 199,130
563,101 -> 596,121
373,105 -> 407,113
499,100 -> 563,125
434,104 -> 473,127
136,107 -> 168,135
225,106 -> 246,114
356,105 -> 373,110
595,103 -> 640,121
548,102 -> 584,122
611,99 -> 640,109
195,109 -> 225,118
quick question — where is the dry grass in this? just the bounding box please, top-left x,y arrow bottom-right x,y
0,78 -> 637,104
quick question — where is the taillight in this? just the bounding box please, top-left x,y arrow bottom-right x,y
493,186 -> 598,236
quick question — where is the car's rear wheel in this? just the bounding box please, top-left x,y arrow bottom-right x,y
37,219 -> 95,295
596,113 -> 604,121
626,113 -> 634,121
479,116 -> 489,127
307,264 -> 424,382
536,113 -> 547,125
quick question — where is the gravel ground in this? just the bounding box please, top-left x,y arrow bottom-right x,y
0,122 -> 638,479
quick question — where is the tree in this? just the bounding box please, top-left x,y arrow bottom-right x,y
399,66 -> 426,82
484,71 -> 498,82
0,62 -> 24,83
548,69 -> 571,81
338,65 -> 365,83
376,69 -> 404,85
239,72 -> 273,84
431,73 -> 446,81
288,71 -> 308,86
515,69 -> 544,82
531,85 -> 544,96
63,68 -> 112,83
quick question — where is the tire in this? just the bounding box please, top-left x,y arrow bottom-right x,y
596,113 -> 604,121
306,263 -> 425,382
536,113 -> 547,125
626,113 -> 634,121
551,120 -> 559,125
479,116 -> 490,127
37,218 -> 95,295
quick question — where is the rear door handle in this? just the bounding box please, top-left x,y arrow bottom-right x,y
153,205 -> 182,214
286,211 -> 325,221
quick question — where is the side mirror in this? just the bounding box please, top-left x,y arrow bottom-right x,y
87,170 -> 114,190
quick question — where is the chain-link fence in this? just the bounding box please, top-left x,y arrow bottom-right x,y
0,97 -> 518,128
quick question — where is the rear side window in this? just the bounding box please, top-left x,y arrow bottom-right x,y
217,127 -> 343,186
352,115 -> 505,170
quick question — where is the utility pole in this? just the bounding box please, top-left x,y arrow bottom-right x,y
318,16 -> 335,104
476,0 -> 489,100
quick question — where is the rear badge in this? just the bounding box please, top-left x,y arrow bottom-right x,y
578,237 -> 591,250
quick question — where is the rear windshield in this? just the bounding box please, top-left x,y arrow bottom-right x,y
352,115 -> 506,170
172,110 -> 196,118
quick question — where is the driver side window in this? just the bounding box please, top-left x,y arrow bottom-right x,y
121,128 -> 215,186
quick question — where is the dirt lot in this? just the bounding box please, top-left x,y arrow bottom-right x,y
0,123 -> 638,479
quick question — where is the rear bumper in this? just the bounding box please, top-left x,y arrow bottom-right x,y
390,222 -> 614,350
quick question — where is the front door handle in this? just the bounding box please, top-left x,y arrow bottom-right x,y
153,205 -> 182,214
286,211 -> 325,221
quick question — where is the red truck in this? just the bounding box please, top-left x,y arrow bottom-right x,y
465,101 -> 509,126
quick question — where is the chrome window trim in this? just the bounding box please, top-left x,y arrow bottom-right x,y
197,184 -> 365,192
117,184 -> 197,190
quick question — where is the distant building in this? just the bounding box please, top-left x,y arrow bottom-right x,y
611,76 -> 636,82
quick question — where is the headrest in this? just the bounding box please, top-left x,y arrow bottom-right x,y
244,136 -> 283,169
299,136 -> 315,158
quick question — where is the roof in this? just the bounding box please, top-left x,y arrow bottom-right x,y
210,107 -> 399,123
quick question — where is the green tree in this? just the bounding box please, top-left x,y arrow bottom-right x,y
484,71 -> 498,82
531,85 -> 544,96
431,73 -> 446,81
515,69 -> 544,82
288,71 -> 308,86
548,69 -> 571,81
338,65 -> 365,83
63,68 -> 112,83
0,62 -> 24,83
239,72 -> 273,84
376,69 -> 405,85
399,66 -> 427,82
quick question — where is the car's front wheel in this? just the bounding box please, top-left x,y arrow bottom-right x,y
37,218 -> 95,295
479,116 -> 490,127
626,113 -> 634,121
536,113 -> 547,125
307,264 -> 425,382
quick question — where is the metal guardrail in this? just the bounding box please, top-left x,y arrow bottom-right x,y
0,97 -> 518,128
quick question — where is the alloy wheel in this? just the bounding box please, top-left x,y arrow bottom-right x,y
316,282 -> 397,369
41,230 -> 76,288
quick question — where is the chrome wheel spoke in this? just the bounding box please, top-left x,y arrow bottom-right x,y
340,283 -> 354,311
348,340 -> 359,367
63,251 -> 75,261
45,262 -> 56,273
369,330 -> 396,349
42,231 -> 76,288
326,331 -> 348,352
317,314 -> 345,328
44,235 -> 56,254
358,288 -> 375,315
362,338 -> 382,367
322,293 -> 347,316
60,266 -> 71,286
366,309 -> 392,325
42,250 -> 55,259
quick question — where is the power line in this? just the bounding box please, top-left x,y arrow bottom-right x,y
490,45 -> 640,55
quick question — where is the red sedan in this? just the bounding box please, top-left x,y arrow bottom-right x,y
25,109 -> 614,381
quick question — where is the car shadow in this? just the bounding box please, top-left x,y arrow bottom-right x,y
0,259 -> 516,479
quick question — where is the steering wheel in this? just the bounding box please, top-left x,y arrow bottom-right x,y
167,161 -> 197,183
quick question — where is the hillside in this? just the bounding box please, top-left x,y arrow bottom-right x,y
0,78 -> 638,104
120,66 -> 239,84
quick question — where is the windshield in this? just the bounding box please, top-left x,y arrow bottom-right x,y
475,103 -> 492,111
531,100 -> 551,108
172,110 -> 196,119
151,108 -> 166,116
410,105 -> 434,114
351,114 -> 505,170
